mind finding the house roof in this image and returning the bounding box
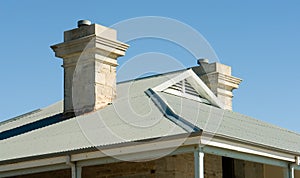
[0,102,62,133]
[160,92,300,153]
[0,69,300,163]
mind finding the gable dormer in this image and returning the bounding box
[152,69,224,109]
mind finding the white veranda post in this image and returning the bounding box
[194,148,204,178]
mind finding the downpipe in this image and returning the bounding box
[66,155,76,178]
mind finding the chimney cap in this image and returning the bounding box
[197,58,209,65]
[77,20,91,28]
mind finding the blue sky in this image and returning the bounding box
[0,1,299,133]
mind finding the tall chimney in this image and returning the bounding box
[192,59,242,110]
[51,20,129,116]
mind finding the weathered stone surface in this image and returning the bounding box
[82,153,195,178]
[10,169,71,178]
[51,22,129,116]
[10,153,282,178]
[233,159,264,178]
[192,61,242,110]
[244,161,264,178]
[204,154,223,178]
[64,24,117,42]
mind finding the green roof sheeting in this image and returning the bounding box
[0,69,299,163]
[160,92,300,153]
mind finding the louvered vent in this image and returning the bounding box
[164,79,210,104]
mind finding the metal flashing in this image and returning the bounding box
[145,88,201,133]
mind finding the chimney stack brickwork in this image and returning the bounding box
[193,59,242,110]
[51,21,129,116]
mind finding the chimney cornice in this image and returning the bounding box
[51,21,129,116]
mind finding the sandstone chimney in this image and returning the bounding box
[192,59,242,110]
[51,20,129,116]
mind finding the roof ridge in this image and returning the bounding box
[0,101,63,127]
[0,113,64,141]
[0,109,41,126]
[117,69,187,84]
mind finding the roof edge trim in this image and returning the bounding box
[145,88,201,133]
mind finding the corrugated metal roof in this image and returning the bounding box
[159,92,300,153]
[0,71,186,162]
[0,71,180,135]
[0,69,300,163]
[0,99,186,161]
[0,101,63,133]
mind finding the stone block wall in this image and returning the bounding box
[244,161,264,178]
[9,153,287,178]
[232,159,264,178]
[82,153,194,178]
[81,153,223,178]
[7,153,223,178]
[204,154,223,178]
[9,169,71,178]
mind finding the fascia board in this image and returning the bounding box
[201,135,296,163]
[185,70,224,109]
[0,133,201,174]
[152,70,192,91]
